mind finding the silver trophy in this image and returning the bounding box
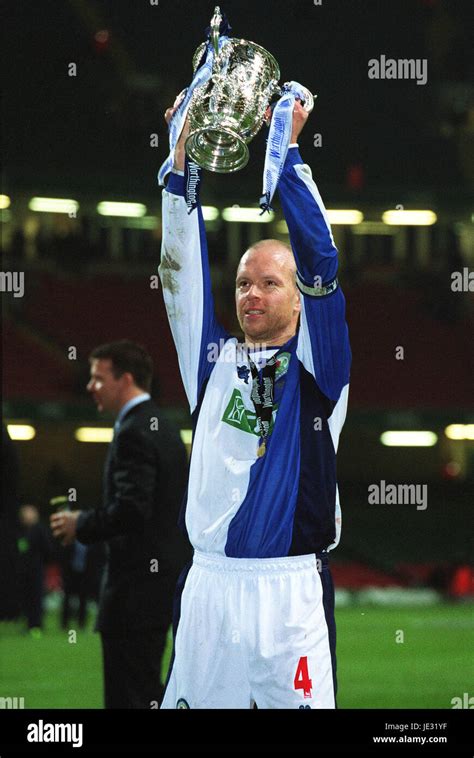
[184,6,314,173]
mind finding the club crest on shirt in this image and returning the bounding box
[176,698,190,709]
[237,352,290,385]
[275,352,291,380]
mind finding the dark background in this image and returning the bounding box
[3,0,473,198]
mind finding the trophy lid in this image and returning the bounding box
[210,6,222,57]
[192,7,280,81]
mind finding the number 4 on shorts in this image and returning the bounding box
[294,656,313,698]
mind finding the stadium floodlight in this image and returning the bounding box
[326,210,363,225]
[7,424,36,441]
[180,429,193,446]
[380,431,438,447]
[202,206,220,221]
[97,201,147,217]
[29,197,79,214]
[445,424,474,441]
[382,210,437,226]
[0,194,11,209]
[222,207,274,223]
[276,210,363,234]
[75,427,114,443]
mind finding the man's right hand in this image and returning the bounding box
[50,509,81,546]
[165,93,190,173]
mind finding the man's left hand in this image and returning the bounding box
[50,510,81,546]
[264,98,310,143]
[290,99,310,143]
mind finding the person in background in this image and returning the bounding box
[50,340,190,708]
[59,541,90,630]
[18,503,52,636]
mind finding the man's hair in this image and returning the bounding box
[248,239,293,254]
[89,340,153,392]
[238,239,297,285]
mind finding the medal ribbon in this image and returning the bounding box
[248,353,279,448]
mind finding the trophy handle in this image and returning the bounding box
[210,6,222,57]
[299,86,315,114]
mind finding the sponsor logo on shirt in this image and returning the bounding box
[222,389,278,436]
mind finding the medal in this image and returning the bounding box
[247,350,283,461]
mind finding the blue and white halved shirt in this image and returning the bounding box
[159,147,351,559]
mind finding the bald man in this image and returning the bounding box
[159,99,351,709]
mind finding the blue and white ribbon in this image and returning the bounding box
[184,156,202,214]
[157,36,230,187]
[260,81,309,214]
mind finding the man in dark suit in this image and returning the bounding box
[50,340,189,708]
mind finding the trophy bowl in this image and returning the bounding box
[185,37,281,173]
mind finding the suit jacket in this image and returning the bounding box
[76,399,190,634]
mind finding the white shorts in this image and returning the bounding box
[161,550,336,709]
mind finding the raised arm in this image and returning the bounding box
[276,103,351,405]
[159,105,228,413]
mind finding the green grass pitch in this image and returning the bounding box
[1,603,472,709]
